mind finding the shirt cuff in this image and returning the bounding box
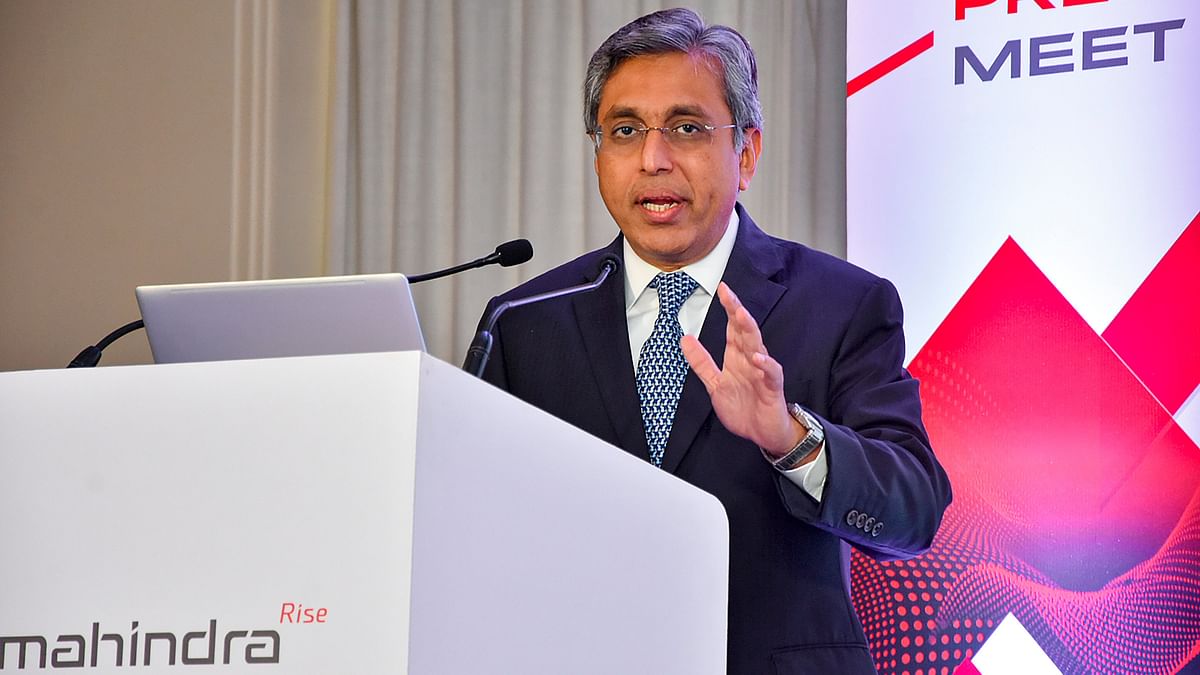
[777,444,828,502]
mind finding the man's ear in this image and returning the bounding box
[738,127,762,191]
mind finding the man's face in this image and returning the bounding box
[594,51,761,272]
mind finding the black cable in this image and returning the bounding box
[67,319,145,368]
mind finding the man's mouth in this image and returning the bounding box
[639,196,683,214]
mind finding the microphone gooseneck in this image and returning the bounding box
[463,253,621,379]
[407,238,534,284]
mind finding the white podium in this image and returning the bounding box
[0,352,728,673]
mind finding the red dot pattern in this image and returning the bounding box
[852,544,992,675]
[851,335,1200,674]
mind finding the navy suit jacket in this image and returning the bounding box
[479,205,951,674]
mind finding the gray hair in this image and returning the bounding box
[583,8,763,151]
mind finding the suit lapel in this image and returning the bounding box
[661,205,788,473]
[573,241,652,461]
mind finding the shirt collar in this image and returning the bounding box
[623,208,740,310]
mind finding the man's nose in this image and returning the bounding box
[640,128,674,174]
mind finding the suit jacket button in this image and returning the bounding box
[846,509,859,526]
[856,513,868,529]
[871,522,884,537]
[865,516,876,531]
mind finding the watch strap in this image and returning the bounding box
[771,403,825,471]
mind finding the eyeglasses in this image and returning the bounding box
[589,122,739,153]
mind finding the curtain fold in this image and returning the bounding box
[329,0,847,364]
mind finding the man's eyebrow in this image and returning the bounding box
[600,104,711,124]
[664,104,707,120]
[602,106,643,123]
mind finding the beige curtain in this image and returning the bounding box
[328,0,846,364]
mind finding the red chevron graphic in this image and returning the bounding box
[1104,211,1200,414]
[852,233,1200,674]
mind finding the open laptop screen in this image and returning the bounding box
[135,273,427,364]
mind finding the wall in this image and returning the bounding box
[0,0,333,371]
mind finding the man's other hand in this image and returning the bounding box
[681,282,806,459]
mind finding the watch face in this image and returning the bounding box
[801,411,823,437]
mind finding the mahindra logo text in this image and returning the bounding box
[0,620,278,670]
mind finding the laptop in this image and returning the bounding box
[136,273,427,364]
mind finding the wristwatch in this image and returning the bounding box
[771,403,825,471]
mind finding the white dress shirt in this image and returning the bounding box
[622,210,828,500]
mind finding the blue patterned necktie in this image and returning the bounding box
[636,271,700,467]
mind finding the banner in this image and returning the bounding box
[847,1,1199,673]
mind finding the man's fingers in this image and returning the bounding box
[681,334,721,392]
[752,350,786,390]
[718,282,766,354]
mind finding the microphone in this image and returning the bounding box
[407,238,533,284]
[64,239,534,369]
[463,253,621,378]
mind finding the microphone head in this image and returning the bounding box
[496,239,534,267]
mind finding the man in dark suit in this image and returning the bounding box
[478,8,951,674]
